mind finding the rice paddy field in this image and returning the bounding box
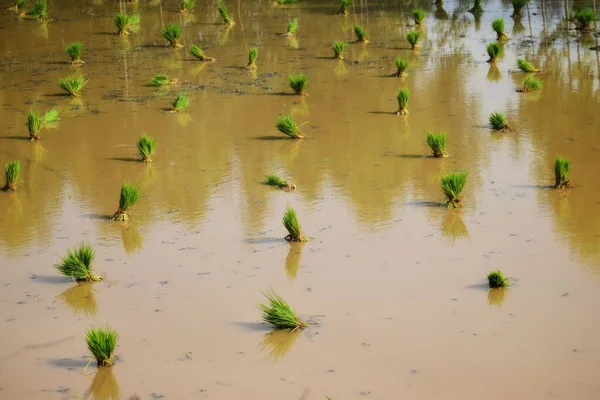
[1,0,600,399]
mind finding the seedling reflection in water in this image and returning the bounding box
[111,182,140,221]
[489,111,511,132]
[276,114,305,139]
[217,0,235,25]
[247,48,258,69]
[58,282,98,318]
[492,18,509,42]
[354,25,368,42]
[286,18,298,37]
[259,328,302,362]
[395,57,408,78]
[335,0,352,15]
[3,160,20,192]
[396,88,409,116]
[289,73,308,95]
[27,0,49,22]
[487,270,508,289]
[85,366,121,399]
[441,212,469,242]
[487,287,506,307]
[406,30,422,51]
[441,170,468,208]
[59,76,88,97]
[263,174,296,190]
[189,45,215,61]
[285,242,304,279]
[469,0,484,15]
[519,75,543,92]
[55,243,103,282]
[332,41,347,60]
[86,326,119,367]
[137,133,156,163]
[486,42,500,63]
[282,205,308,242]
[426,132,448,158]
[413,9,426,26]
[66,41,84,64]
[512,0,527,17]
[114,13,139,36]
[258,288,307,330]
[170,92,190,113]
[553,156,570,189]
[163,23,183,48]
[179,0,196,13]
[516,58,540,73]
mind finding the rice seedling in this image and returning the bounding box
[258,288,307,330]
[288,73,308,96]
[426,132,448,158]
[259,327,301,362]
[286,18,298,37]
[486,42,500,63]
[163,23,183,48]
[27,0,49,22]
[487,270,507,289]
[488,111,511,131]
[492,18,509,42]
[27,110,44,141]
[43,107,60,124]
[57,282,98,318]
[111,182,140,221]
[65,41,84,64]
[170,92,190,113]
[354,25,368,43]
[137,133,156,163]
[335,0,352,15]
[440,170,468,208]
[396,88,409,116]
[553,156,571,189]
[275,114,304,139]
[217,0,235,25]
[3,160,20,192]
[55,243,103,281]
[332,41,347,60]
[282,205,308,242]
[179,0,196,13]
[86,326,119,367]
[151,74,179,86]
[58,75,88,97]
[519,75,543,92]
[247,47,258,69]
[516,57,540,72]
[406,30,422,51]
[573,7,596,31]
[512,0,527,17]
[469,0,483,15]
[413,9,426,26]
[8,0,26,15]
[395,57,408,78]
[263,174,296,190]
[189,45,215,61]
[114,13,139,36]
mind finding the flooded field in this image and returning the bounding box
[1,0,600,398]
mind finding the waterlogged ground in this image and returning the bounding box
[1,0,600,399]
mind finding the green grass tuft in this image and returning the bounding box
[354,25,368,42]
[426,132,448,158]
[396,88,409,115]
[114,13,139,35]
[217,0,235,25]
[111,182,140,221]
[336,0,352,15]
[332,41,347,59]
[258,289,306,330]
[282,205,308,242]
[406,30,422,50]
[163,23,183,48]
[189,44,213,61]
[151,74,176,86]
[412,9,426,25]
[58,75,88,97]
[9,0,26,13]
[492,18,509,41]
[179,0,196,13]
[43,107,60,124]
[137,133,157,163]
[247,47,258,69]
[486,42,500,63]
[554,156,570,189]
[395,57,408,77]
[441,170,468,208]
[516,57,540,72]
[275,114,304,139]
[489,111,510,131]
[27,0,49,22]
[65,41,83,64]
[55,243,102,281]
[286,18,299,36]
[521,75,543,92]
[3,160,20,192]
[171,92,190,112]
[288,73,308,95]
[263,174,295,190]
[86,326,119,367]
[573,7,596,31]
[487,270,508,288]
[27,110,44,140]
[512,0,528,16]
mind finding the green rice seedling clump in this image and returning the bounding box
[354,25,368,42]
[27,0,49,22]
[65,41,84,64]
[59,76,88,97]
[247,48,258,69]
[27,110,44,141]
[426,132,448,158]
[489,111,511,131]
[286,18,299,37]
[396,88,409,116]
[283,205,308,242]
[55,243,102,281]
[492,18,509,41]
[163,23,183,48]
[335,0,352,15]
[171,92,190,112]
[553,156,571,189]
[258,289,306,330]
[179,0,196,13]
[288,73,308,96]
[412,9,426,25]
[137,133,157,163]
[8,0,26,14]
[217,0,235,25]
[263,174,296,190]
[332,41,347,60]
[3,160,20,192]
[151,74,178,86]
[512,0,527,17]
[406,30,422,51]
[440,170,468,208]
[520,75,542,92]
[111,182,140,221]
[86,326,119,367]
[573,8,596,31]
[487,270,508,288]
[469,0,484,15]
[43,107,60,124]
[486,42,500,63]
[114,13,139,36]
[276,114,304,139]
[395,57,408,78]
[516,57,540,72]
[189,45,214,61]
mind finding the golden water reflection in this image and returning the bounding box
[284,242,305,280]
[487,288,506,307]
[57,282,98,318]
[83,367,121,400]
[259,328,302,363]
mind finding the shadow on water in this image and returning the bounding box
[395,154,435,159]
[30,274,71,284]
[465,282,490,291]
[244,236,283,245]
[107,157,140,163]
[230,321,273,332]
[367,111,397,115]
[0,136,30,141]
[252,136,288,141]
[511,184,555,190]
[405,200,443,208]
[45,357,90,370]
[80,213,110,220]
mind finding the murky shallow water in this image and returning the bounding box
[1,0,600,398]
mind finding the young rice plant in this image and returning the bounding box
[512,0,527,17]
[27,0,49,22]
[469,0,484,15]
[396,88,409,116]
[3,160,20,192]
[86,326,119,367]
[486,42,500,63]
[553,156,570,189]
[137,133,157,163]
[217,0,235,25]
[573,7,595,31]
[189,45,215,61]
[151,74,178,86]
[520,75,543,92]
[247,48,258,69]
[114,13,139,35]
[395,57,408,78]
[282,205,308,242]
[111,182,140,221]
[332,41,347,59]
[263,174,296,190]
[516,57,540,72]
[55,243,103,281]
[489,111,511,131]
[492,18,509,41]
[354,25,368,42]
[171,92,190,112]
[27,107,58,141]
[288,73,308,96]
[58,75,88,97]
[163,23,183,48]
[487,270,508,288]
[179,0,196,13]
[336,0,352,15]
[8,0,26,15]
[286,18,298,37]
[413,9,426,25]
[65,41,84,64]
[440,170,468,208]
[406,30,422,51]
[275,114,304,139]
[426,132,448,158]
[258,289,307,330]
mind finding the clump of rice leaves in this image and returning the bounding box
[492,18,509,41]
[486,42,500,63]
[396,88,409,116]
[282,205,308,242]
[217,0,235,25]
[247,47,258,69]
[275,114,304,139]
[469,0,483,15]
[573,7,596,31]
[553,156,570,189]
[55,243,103,281]
[189,44,214,61]
[57,282,98,318]
[426,132,448,158]
[58,75,88,97]
[65,41,84,64]
[488,111,511,131]
[332,40,347,60]
[27,109,45,141]
[412,9,426,25]
[335,0,352,15]
[258,288,307,330]
[512,0,528,17]
[8,0,26,14]
[171,92,190,112]
[519,75,543,92]
[43,107,60,124]
[27,0,49,22]
[151,74,178,86]
[516,57,540,72]
[179,0,196,13]
[114,13,139,36]
[406,30,422,51]
[3,160,20,192]
[288,73,308,95]
[86,326,119,367]
[354,25,368,42]
[111,182,140,221]
[137,133,157,163]
[487,270,508,289]
[286,18,298,37]
[395,57,408,78]
[263,174,296,190]
[440,170,468,208]
[163,23,183,48]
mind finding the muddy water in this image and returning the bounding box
[1,0,600,398]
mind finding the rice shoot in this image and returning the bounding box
[55,243,102,282]
[406,30,422,51]
[114,13,139,36]
[489,111,511,131]
[137,133,157,163]
[111,182,140,221]
[573,7,596,31]
[516,57,540,72]
[512,0,528,17]
[395,57,408,78]
[3,160,20,192]
[440,170,468,208]
[58,75,88,97]
[171,92,190,112]
[217,0,235,25]
[288,73,308,96]
[286,18,298,37]
[247,47,258,69]
[282,205,308,242]
[413,9,426,25]
[151,74,178,86]
[163,23,183,48]
[396,88,409,116]
[27,0,49,22]
[179,0,196,13]
[487,270,508,288]
[332,41,347,60]
[335,0,352,15]
[275,114,304,139]
[65,41,84,64]
[354,25,368,42]
[426,132,448,158]
[263,174,296,190]
[189,44,215,61]
[258,288,306,330]
[86,326,119,367]
[520,75,543,92]
[492,18,509,42]
[554,156,571,189]
[486,42,500,63]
